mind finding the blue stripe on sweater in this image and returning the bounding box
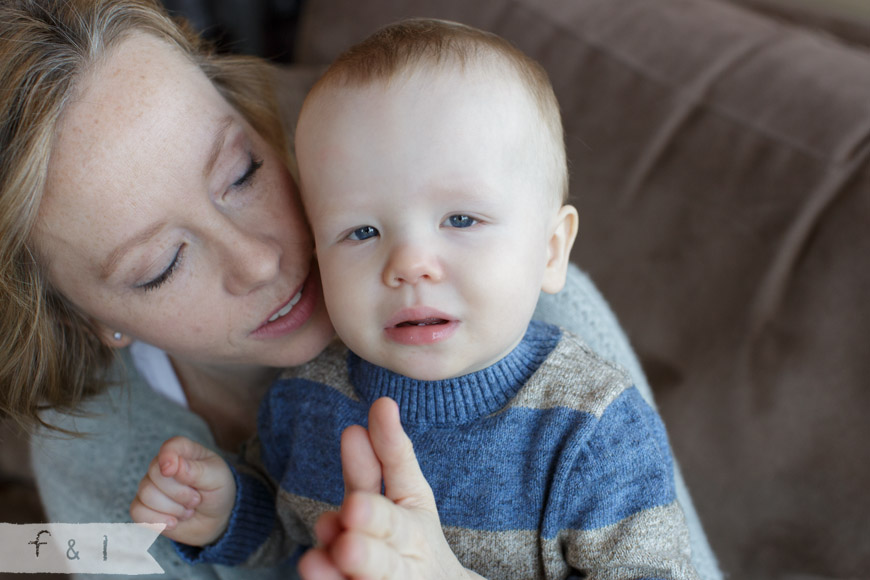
[257,382,675,537]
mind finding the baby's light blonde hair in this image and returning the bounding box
[303,18,569,204]
[0,0,287,430]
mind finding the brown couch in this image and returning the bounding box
[5,0,868,579]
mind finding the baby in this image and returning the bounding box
[132,18,698,580]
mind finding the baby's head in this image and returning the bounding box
[296,18,578,380]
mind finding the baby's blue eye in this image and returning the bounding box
[347,226,379,241]
[446,215,477,228]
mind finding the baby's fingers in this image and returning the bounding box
[332,492,477,580]
[129,495,184,531]
[329,527,413,580]
[297,547,346,580]
[142,456,202,511]
[312,510,343,547]
[367,397,437,513]
[339,492,410,549]
[157,436,232,492]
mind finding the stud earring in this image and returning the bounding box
[113,332,122,341]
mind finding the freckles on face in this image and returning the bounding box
[30,33,331,369]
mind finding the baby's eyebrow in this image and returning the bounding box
[436,184,500,206]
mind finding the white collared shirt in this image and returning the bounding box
[128,341,188,408]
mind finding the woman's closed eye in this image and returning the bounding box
[134,153,260,293]
[232,154,263,189]
[138,245,185,292]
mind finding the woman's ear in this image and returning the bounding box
[541,204,579,294]
[95,323,133,348]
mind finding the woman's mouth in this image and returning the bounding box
[268,289,303,322]
[251,272,322,340]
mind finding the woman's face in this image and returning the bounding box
[33,33,333,372]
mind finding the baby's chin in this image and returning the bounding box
[363,344,519,382]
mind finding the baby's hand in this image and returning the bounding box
[298,398,484,580]
[130,436,236,547]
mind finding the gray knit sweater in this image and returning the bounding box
[30,265,721,580]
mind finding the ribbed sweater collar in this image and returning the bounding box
[347,321,561,426]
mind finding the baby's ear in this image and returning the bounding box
[541,204,579,294]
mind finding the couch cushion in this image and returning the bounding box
[294,1,870,578]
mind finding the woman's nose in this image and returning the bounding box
[382,242,445,288]
[221,229,282,295]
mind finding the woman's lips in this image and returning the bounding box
[268,289,302,322]
[383,308,458,345]
[250,272,321,340]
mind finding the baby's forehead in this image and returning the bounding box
[308,62,540,127]
[298,61,565,207]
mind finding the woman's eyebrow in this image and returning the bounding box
[203,115,235,178]
[100,221,165,280]
[100,116,235,281]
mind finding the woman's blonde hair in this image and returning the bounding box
[0,0,287,429]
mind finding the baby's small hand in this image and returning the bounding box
[298,398,485,580]
[130,436,236,547]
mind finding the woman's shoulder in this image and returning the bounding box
[30,349,212,523]
[34,348,208,443]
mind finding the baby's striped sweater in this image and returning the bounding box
[188,321,698,579]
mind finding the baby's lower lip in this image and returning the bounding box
[384,319,458,345]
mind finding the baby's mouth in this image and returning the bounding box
[395,318,449,328]
[383,311,458,346]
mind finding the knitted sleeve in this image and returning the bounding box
[534,264,722,580]
[174,395,306,568]
[181,347,353,568]
[553,388,698,580]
